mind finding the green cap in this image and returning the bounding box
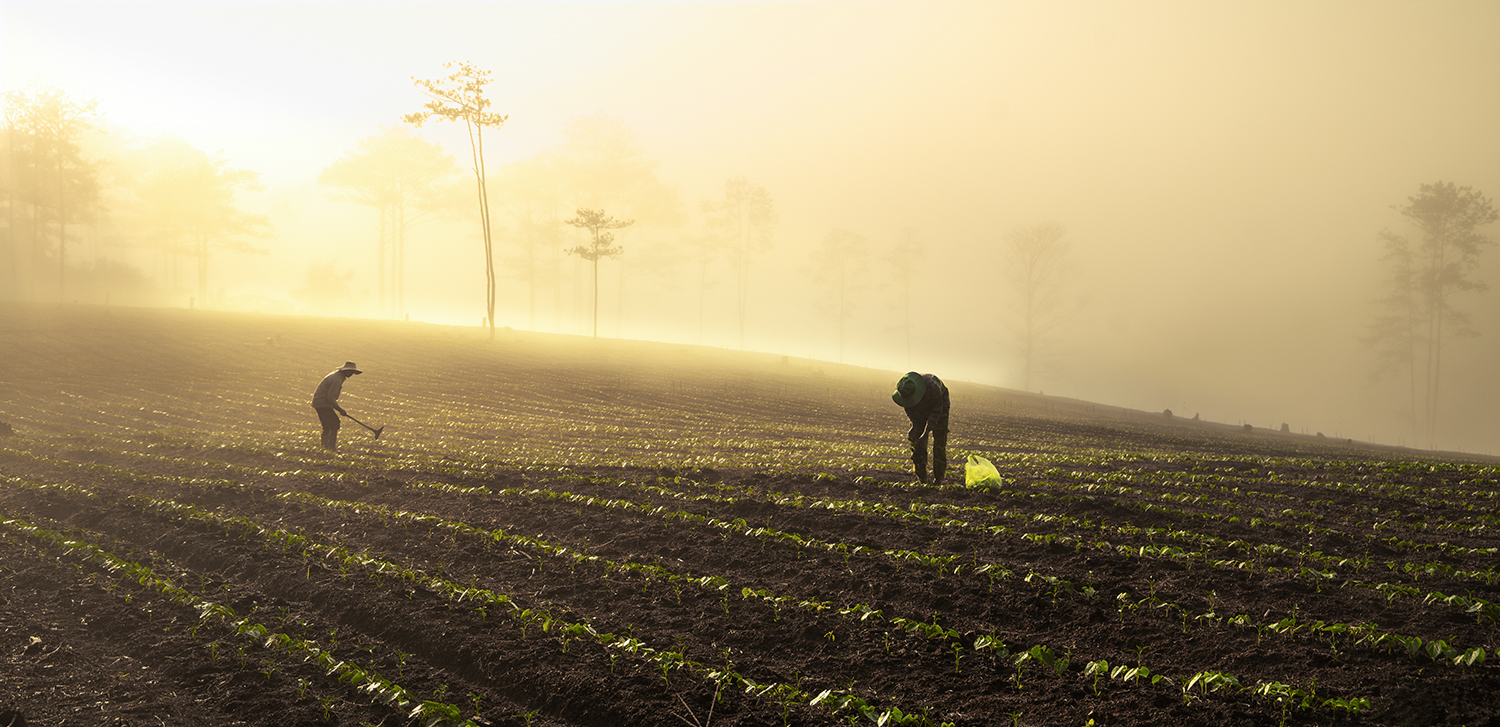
[892,372,926,407]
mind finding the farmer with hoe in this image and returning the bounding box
[892,371,949,484]
[311,361,362,451]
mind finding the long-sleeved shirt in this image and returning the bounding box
[902,374,949,440]
[311,370,349,409]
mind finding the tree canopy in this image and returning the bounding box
[1001,222,1078,392]
[405,61,507,336]
[120,137,270,305]
[565,207,634,338]
[1,82,101,301]
[320,125,462,317]
[802,228,869,363]
[1366,181,1497,446]
[704,177,776,349]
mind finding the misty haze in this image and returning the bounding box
[4,1,1499,453]
[2,4,1500,726]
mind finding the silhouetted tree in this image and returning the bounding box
[0,92,38,301]
[565,208,633,338]
[556,113,664,210]
[553,113,682,336]
[802,228,870,363]
[686,199,724,343]
[123,137,270,306]
[1365,181,1497,447]
[883,227,923,366]
[1001,222,1078,392]
[1,83,101,302]
[705,177,776,349]
[291,259,358,315]
[1365,229,1423,435]
[405,61,508,337]
[492,154,567,332]
[319,126,462,318]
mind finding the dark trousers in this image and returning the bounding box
[314,406,340,450]
[911,412,949,484]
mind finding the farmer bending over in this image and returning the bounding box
[892,371,949,484]
[311,361,361,451]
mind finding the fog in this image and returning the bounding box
[4,1,1499,454]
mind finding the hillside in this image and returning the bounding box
[1,302,1471,470]
[1,302,1497,727]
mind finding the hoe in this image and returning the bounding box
[345,413,385,440]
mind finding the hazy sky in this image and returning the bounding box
[5,1,1500,453]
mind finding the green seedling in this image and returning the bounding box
[1085,660,1108,696]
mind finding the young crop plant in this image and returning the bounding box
[16,427,1465,726]
[61,461,1488,716]
[412,468,1500,632]
[1084,660,1109,696]
[133,493,961,725]
[703,467,1343,579]
[0,513,484,727]
[1026,644,1069,677]
[1184,671,1242,697]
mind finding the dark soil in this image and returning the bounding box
[1,304,1497,727]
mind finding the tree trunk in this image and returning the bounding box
[196,235,209,306]
[836,266,846,363]
[697,258,709,344]
[379,203,388,316]
[463,119,497,339]
[903,269,912,367]
[1427,293,1444,448]
[526,235,537,332]
[476,126,496,340]
[57,150,65,303]
[4,126,13,301]
[28,140,40,302]
[1023,266,1037,392]
[57,215,65,303]
[398,201,406,319]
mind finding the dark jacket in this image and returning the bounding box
[903,374,949,441]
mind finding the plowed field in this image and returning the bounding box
[1,303,1496,727]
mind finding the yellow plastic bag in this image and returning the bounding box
[965,454,1002,489]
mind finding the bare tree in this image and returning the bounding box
[1365,181,1497,447]
[552,113,682,337]
[319,126,461,318]
[1001,222,1078,392]
[705,177,776,349]
[802,228,870,363]
[405,61,508,337]
[565,208,633,338]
